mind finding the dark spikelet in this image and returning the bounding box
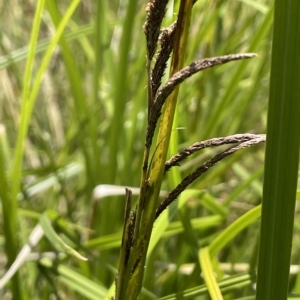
[165,133,264,172]
[151,22,177,97]
[144,0,169,61]
[155,53,257,112]
[155,134,266,219]
[145,53,257,148]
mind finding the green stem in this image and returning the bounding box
[124,1,194,299]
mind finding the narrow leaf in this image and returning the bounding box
[40,212,87,261]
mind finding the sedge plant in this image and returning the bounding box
[2,0,299,299]
[113,0,266,299]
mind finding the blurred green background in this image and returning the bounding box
[0,0,299,299]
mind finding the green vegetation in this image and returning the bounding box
[0,0,299,299]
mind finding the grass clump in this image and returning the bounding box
[0,0,299,300]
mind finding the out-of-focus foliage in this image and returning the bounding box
[0,0,299,299]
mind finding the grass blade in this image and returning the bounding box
[209,205,261,257]
[39,259,106,300]
[106,0,139,183]
[4,2,45,298]
[199,247,223,300]
[256,0,300,299]
[40,212,87,261]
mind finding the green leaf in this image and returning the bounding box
[158,273,252,300]
[39,212,87,261]
[39,258,106,300]
[0,24,94,70]
[199,247,223,300]
[256,0,300,299]
[209,205,261,257]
